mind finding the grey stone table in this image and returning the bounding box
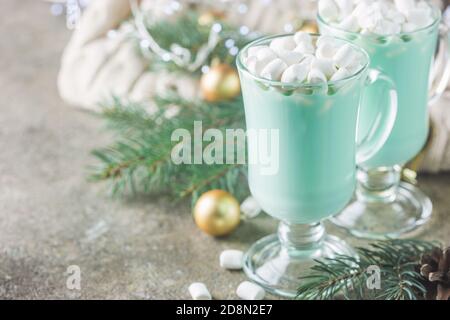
[0,0,449,299]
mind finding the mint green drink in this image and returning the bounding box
[318,4,448,239]
[240,72,362,224]
[321,22,439,167]
[237,34,397,298]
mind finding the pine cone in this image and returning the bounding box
[420,247,450,300]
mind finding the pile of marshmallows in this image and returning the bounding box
[243,32,365,85]
[189,250,265,300]
[319,0,435,35]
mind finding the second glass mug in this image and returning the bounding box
[318,4,450,239]
[237,34,398,298]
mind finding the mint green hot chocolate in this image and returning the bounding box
[318,2,449,239]
[236,34,397,298]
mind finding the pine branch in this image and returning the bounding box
[296,239,438,300]
[89,94,248,201]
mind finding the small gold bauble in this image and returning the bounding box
[193,190,241,237]
[200,63,241,102]
[299,22,319,34]
[198,10,225,26]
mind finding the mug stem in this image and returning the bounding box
[278,221,326,252]
[356,166,402,203]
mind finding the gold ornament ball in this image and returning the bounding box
[200,63,241,102]
[299,22,319,34]
[193,190,241,237]
[198,10,225,26]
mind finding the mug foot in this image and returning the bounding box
[331,182,432,239]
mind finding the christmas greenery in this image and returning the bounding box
[89,95,249,205]
[296,239,439,300]
[89,9,254,204]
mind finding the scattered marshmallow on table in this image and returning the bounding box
[318,0,435,35]
[236,281,266,300]
[220,250,244,270]
[240,196,262,219]
[188,282,212,300]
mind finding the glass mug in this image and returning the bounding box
[236,34,398,298]
[318,4,450,239]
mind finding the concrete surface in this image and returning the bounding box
[0,0,449,299]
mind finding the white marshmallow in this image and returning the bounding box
[319,0,340,22]
[293,31,313,46]
[394,0,415,15]
[247,45,266,58]
[333,44,354,69]
[299,54,315,68]
[308,68,327,84]
[269,37,296,56]
[188,283,212,300]
[407,8,433,28]
[281,63,309,83]
[294,41,315,55]
[387,10,406,24]
[256,47,278,62]
[219,250,244,270]
[331,67,351,81]
[402,22,418,33]
[373,20,402,35]
[339,15,360,32]
[246,56,271,77]
[279,51,305,66]
[240,196,262,219]
[236,281,265,300]
[312,58,336,78]
[335,0,353,19]
[316,35,339,50]
[316,42,337,59]
[260,58,288,80]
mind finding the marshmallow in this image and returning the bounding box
[402,22,418,33]
[331,67,351,81]
[240,196,262,219]
[319,0,340,22]
[333,44,354,69]
[247,45,266,58]
[394,0,415,15]
[308,68,327,84]
[256,47,278,62]
[293,31,313,46]
[246,56,269,76]
[188,283,212,300]
[316,35,338,50]
[269,37,296,56]
[299,54,315,68]
[407,8,433,28]
[311,58,336,78]
[294,41,315,55]
[338,15,360,32]
[219,250,244,270]
[335,0,353,19]
[281,63,309,83]
[260,58,288,80]
[236,281,265,300]
[373,20,402,36]
[316,42,337,59]
[279,51,305,66]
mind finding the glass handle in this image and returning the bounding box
[429,23,450,105]
[356,69,398,165]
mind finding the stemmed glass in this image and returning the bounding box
[318,4,450,239]
[236,34,398,297]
